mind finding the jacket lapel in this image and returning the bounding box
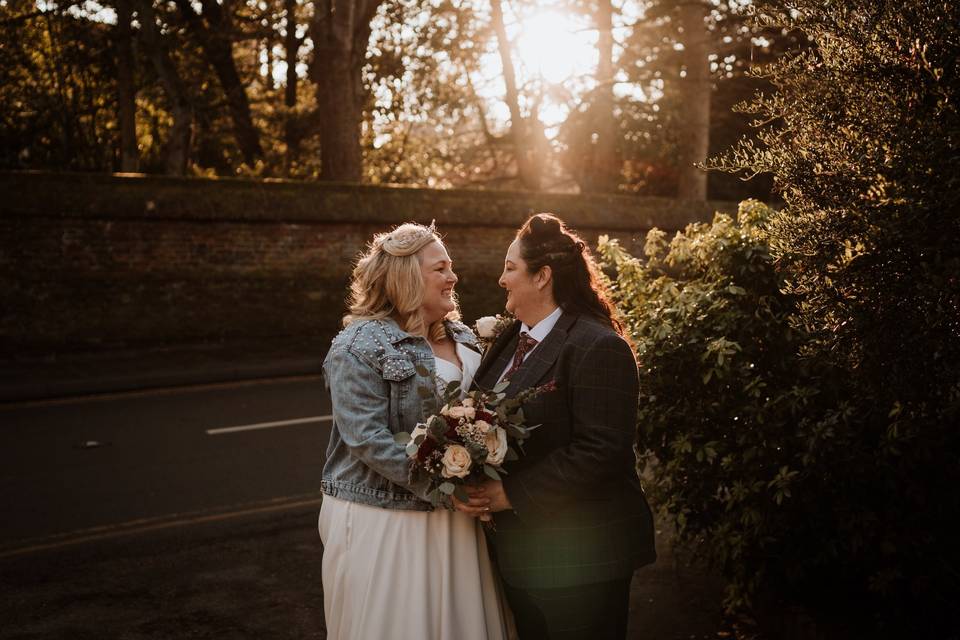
[474,320,520,392]
[505,312,578,397]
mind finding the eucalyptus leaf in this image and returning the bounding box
[414,364,431,377]
[467,442,486,458]
[394,431,412,444]
[429,416,447,435]
[445,380,461,398]
[483,465,501,481]
[453,484,469,502]
[406,442,419,457]
[417,385,435,399]
[493,380,510,393]
[439,482,455,495]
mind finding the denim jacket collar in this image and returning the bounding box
[379,317,476,348]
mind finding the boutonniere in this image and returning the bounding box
[473,313,515,353]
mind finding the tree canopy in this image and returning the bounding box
[1,0,780,199]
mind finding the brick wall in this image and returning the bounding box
[0,172,735,355]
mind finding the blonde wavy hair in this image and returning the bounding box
[344,222,460,342]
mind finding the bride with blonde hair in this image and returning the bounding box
[318,222,512,639]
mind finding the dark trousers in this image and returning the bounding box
[503,577,633,640]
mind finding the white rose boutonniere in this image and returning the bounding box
[475,316,499,339]
[472,313,515,352]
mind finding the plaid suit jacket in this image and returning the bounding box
[474,311,656,590]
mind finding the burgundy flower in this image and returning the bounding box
[416,437,437,463]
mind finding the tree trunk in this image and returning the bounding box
[583,0,618,193]
[133,0,192,175]
[283,0,302,170]
[308,0,382,182]
[676,0,711,200]
[265,38,275,90]
[114,0,139,172]
[284,0,299,110]
[490,0,540,190]
[174,0,262,166]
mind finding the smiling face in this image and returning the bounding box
[499,239,553,325]
[418,240,458,325]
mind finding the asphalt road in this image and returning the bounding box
[0,377,724,640]
[0,376,332,549]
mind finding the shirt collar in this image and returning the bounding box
[520,306,563,343]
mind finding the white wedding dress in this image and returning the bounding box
[319,342,513,640]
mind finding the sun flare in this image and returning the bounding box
[514,10,597,85]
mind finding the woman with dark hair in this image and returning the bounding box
[458,213,656,639]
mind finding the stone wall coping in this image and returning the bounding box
[1,171,736,231]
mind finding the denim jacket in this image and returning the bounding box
[321,317,479,511]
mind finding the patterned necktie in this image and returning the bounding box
[504,332,538,380]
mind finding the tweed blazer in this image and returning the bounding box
[474,311,656,589]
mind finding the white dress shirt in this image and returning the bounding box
[497,306,563,383]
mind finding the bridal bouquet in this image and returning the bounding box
[395,375,555,508]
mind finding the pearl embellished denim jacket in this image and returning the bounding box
[320,317,479,511]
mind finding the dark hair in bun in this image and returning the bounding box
[515,213,625,336]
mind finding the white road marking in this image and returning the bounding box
[206,415,333,435]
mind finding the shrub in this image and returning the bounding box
[713,1,960,632]
[602,200,959,635]
[599,201,829,611]
[608,0,960,633]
